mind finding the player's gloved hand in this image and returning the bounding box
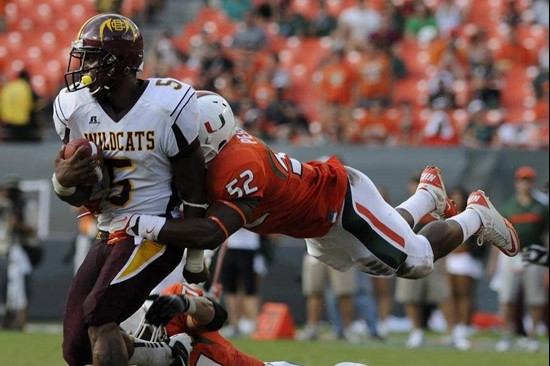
[522,244,549,267]
[108,214,140,245]
[146,295,191,326]
[107,214,166,244]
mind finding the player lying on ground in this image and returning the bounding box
[123,282,323,366]
[110,91,520,279]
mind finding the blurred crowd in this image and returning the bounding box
[0,0,548,147]
[144,0,550,148]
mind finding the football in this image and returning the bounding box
[63,138,105,185]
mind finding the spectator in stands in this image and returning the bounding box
[490,167,548,352]
[502,0,523,30]
[369,12,402,52]
[234,97,265,138]
[202,42,235,89]
[265,88,309,143]
[355,43,393,108]
[0,70,41,142]
[232,11,268,50]
[467,29,491,70]
[319,49,356,143]
[338,0,381,46]
[222,0,253,21]
[350,100,392,144]
[422,97,459,146]
[277,1,309,37]
[496,29,533,67]
[393,101,422,146]
[435,0,463,37]
[220,229,265,338]
[471,49,503,109]
[298,254,359,343]
[310,0,338,37]
[0,0,5,32]
[405,1,437,38]
[462,100,497,148]
[428,75,456,110]
[446,187,487,350]
[531,0,549,27]
[264,52,291,90]
[533,40,549,100]
[394,172,456,348]
[153,30,182,71]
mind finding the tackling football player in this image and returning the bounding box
[111,91,520,281]
[124,282,307,366]
[52,14,208,366]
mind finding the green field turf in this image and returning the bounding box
[0,329,547,366]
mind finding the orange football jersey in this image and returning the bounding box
[206,129,349,238]
[163,283,264,366]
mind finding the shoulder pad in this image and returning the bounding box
[54,87,95,122]
[145,78,195,117]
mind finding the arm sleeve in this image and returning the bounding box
[162,86,200,160]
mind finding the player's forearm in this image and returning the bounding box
[157,218,226,250]
[187,297,215,325]
[174,148,207,219]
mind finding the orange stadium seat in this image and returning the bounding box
[196,6,229,24]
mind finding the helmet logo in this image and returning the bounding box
[204,114,226,133]
[99,18,139,42]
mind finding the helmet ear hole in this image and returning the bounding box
[218,140,227,151]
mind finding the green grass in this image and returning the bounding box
[0,329,547,366]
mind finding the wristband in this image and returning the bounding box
[182,199,209,210]
[52,173,76,196]
[185,249,205,273]
[185,297,197,315]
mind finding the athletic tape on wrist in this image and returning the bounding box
[52,173,76,196]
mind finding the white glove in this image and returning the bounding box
[168,333,193,366]
[108,214,166,244]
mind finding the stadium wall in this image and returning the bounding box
[0,142,547,322]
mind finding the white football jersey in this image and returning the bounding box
[53,78,199,231]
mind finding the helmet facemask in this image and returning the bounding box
[65,41,131,100]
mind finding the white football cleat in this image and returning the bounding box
[466,190,520,257]
[417,166,448,219]
[169,333,193,366]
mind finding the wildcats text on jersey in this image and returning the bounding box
[84,131,155,152]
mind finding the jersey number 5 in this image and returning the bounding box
[104,158,134,207]
[225,170,258,198]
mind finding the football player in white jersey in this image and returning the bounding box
[52,13,206,366]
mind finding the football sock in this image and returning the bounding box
[448,209,482,242]
[129,339,174,366]
[396,189,436,227]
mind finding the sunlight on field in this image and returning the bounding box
[0,329,547,366]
